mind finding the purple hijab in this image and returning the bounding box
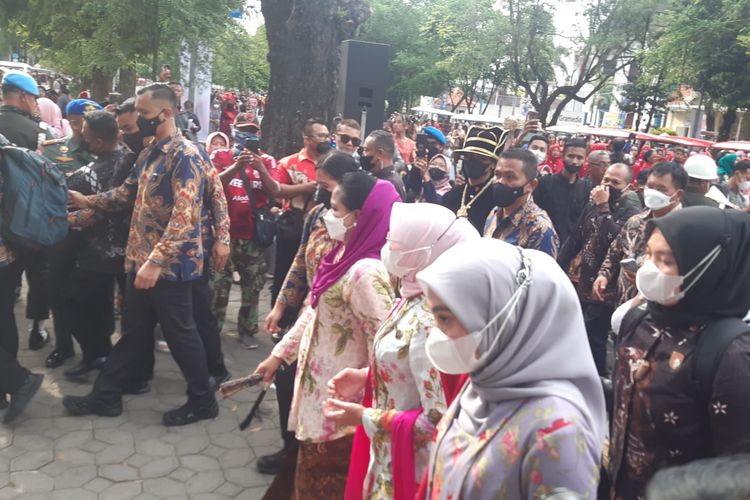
[310,180,400,307]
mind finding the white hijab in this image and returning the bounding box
[417,238,606,446]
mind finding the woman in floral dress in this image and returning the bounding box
[324,202,479,499]
[254,174,400,499]
[416,238,606,499]
[609,207,750,499]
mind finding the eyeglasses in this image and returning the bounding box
[337,134,361,147]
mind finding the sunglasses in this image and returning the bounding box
[337,134,361,147]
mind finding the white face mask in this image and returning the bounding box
[425,250,531,374]
[739,181,750,193]
[530,149,547,164]
[635,244,722,305]
[323,210,352,242]
[643,188,674,211]
[381,243,431,278]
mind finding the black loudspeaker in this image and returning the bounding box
[336,40,391,138]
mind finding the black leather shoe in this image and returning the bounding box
[3,373,43,424]
[162,399,218,427]
[257,449,287,475]
[28,328,49,351]
[64,357,107,378]
[45,349,74,369]
[209,369,232,391]
[62,394,122,417]
[122,381,150,395]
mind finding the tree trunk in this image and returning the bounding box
[260,0,369,158]
[90,68,113,101]
[119,67,137,98]
[718,107,737,141]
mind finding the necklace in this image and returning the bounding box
[457,180,492,218]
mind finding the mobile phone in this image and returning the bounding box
[415,133,429,158]
[247,138,260,153]
[526,110,539,121]
[620,258,639,273]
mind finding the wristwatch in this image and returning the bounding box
[147,257,163,267]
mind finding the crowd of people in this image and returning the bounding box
[1,67,750,500]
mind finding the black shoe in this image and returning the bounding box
[122,381,151,395]
[28,328,49,351]
[162,399,218,426]
[257,449,287,475]
[0,396,7,410]
[3,373,43,424]
[64,357,107,378]
[62,394,122,417]
[209,369,232,391]
[45,349,74,369]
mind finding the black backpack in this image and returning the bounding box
[618,305,750,403]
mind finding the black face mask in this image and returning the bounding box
[607,185,624,208]
[492,182,527,208]
[136,111,164,137]
[315,187,332,209]
[123,131,146,155]
[429,168,447,181]
[316,141,332,155]
[563,161,581,174]
[463,158,489,180]
[360,154,376,172]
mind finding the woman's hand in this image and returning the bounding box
[327,367,368,401]
[264,302,285,335]
[254,355,282,384]
[322,398,365,427]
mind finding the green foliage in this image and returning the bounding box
[650,127,676,136]
[3,0,243,81]
[212,24,270,92]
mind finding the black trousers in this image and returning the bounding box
[276,360,298,450]
[15,248,50,322]
[272,231,302,330]
[69,268,114,362]
[582,301,615,377]
[48,235,83,353]
[0,262,30,393]
[93,275,212,405]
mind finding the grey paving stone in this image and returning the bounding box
[13,434,53,451]
[0,456,8,473]
[210,432,251,449]
[134,438,174,457]
[0,429,11,450]
[54,449,96,467]
[184,470,225,494]
[8,470,54,492]
[224,466,268,488]
[98,464,139,482]
[53,465,97,489]
[217,448,254,469]
[215,481,244,497]
[52,487,98,500]
[83,476,112,493]
[95,442,135,465]
[142,477,187,496]
[174,434,211,455]
[167,466,195,482]
[0,473,6,489]
[138,456,179,479]
[94,428,133,445]
[125,453,153,468]
[10,450,53,471]
[55,430,93,449]
[180,454,221,472]
[234,486,269,499]
[99,480,143,500]
[79,439,108,453]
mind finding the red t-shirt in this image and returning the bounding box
[213,152,275,241]
[275,149,317,211]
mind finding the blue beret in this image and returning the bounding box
[422,126,446,145]
[1,71,39,97]
[66,99,103,116]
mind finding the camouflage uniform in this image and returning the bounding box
[211,239,267,337]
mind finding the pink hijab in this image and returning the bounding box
[387,202,479,298]
[310,179,401,307]
[37,97,70,138]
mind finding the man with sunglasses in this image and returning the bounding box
[334,118,361,156]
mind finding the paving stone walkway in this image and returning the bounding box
[1,281,282,499]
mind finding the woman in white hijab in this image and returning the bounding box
[416,238,606,499]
